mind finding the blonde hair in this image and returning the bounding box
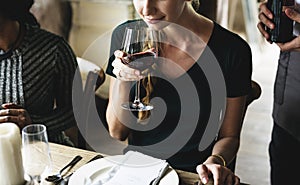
[138,35,160,122]
[138,74,154,121]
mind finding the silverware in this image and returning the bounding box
[45,155,83,182]
[150,162,169,185]
[55,154,103,185]
[86,154,103,163]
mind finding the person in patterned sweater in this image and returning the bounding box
[0,0,78,146]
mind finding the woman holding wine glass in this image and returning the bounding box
[106,0,252,184]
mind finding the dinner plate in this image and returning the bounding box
[69,155,179,185]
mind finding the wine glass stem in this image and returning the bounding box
[33,175,41,185]
[27,175,41,185]
[134,80,141,104]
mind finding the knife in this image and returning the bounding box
[150,162,170,185]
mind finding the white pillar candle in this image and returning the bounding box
[0,123,25,185]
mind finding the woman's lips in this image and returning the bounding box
[144,17,163,24]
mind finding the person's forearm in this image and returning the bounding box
[106,78,135,140]
[204,137,240,167]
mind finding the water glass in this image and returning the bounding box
[22,124,52,184]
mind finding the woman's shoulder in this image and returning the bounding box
[210,22,251,52]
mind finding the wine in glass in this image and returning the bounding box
[121,27,160,111]
[22,124,52,185]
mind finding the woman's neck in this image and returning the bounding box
[0,20,20,52]
[156,5,215,79]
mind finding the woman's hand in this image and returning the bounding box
[196,163,240,185]
[0,103,32,129]
[112,50,143,81]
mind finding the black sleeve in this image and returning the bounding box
[31,37,78,136]
[226,39,252,98]
[210,24,253,98]
[106,24,125,77]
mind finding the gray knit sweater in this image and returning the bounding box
[0,24,77,144]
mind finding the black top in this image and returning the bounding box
[106,20,252,172]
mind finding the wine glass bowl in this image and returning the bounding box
[120,27,160,111]
[22,124,52,185]
[121,49,157,71]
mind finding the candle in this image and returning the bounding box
[0,123,25,185]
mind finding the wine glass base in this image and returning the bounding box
[24,180,38,185]
[121,102,153,111]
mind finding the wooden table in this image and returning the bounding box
[48,142,200,185]
[48,143,249,185]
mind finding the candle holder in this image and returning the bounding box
[0,123,25,185]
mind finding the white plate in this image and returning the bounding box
[69,155,179,185]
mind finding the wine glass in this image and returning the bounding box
[120,27,160,111]
[22,124,52,185]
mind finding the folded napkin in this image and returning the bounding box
[86,151,170,185]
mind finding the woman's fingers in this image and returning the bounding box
[112,54,143,81]
[224,174,234,185]
[114,50,126,58]
[112,68,140,81]
[196,164,210,184]
[197,163,240,185]
[233,175,240,185]
[209,165,224,185]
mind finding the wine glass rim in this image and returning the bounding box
[22,124,46,135]
[125,27,158,31]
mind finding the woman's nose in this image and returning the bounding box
[142,0,155,16]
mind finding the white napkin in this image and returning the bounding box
[87,151,170,185]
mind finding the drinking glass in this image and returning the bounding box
[22,124,52,185]
[121,27,160,111]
